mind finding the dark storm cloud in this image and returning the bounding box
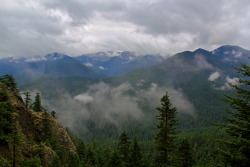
[0,0,249,58]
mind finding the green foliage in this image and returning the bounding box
[0,74,17,91]
[109,151,120,167]
[178,139,193,167]
[154,91,179,166]
[84,145,98,167]
[0,87,8,102]
[0,157,11,167]
[0,87,13,154]
[0,101,13,140]
[20,156,42,167]
[50,155,61,167]
[32,93,43,112]
[41,111,52,141]
[45,126,80,167]
[74,138,85,162]
[128,137,143,167]
[117,131,131,166]
[51,111,56,118]
[67,153,79,167]
[22,91,32,109]
[217,63,250,167]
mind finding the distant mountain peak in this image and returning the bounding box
[211,45,250,61]
[46,52,69,59]
[194,48,210,55]
[118,51,136,61]
[215,45,243,51]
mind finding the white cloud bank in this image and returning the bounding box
[1,0,250,58]
[41,82,195,131]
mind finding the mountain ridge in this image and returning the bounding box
[0,51,165,79]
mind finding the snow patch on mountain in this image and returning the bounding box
[84,63,93,67]
[25,56,48,62]
[99,66,107,70]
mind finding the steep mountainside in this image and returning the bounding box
[0,80,78,166]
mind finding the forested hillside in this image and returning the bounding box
[0,75,78,167]
[1,60,249,166]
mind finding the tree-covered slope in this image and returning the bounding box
[0,76,78,167]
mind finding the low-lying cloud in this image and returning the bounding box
[195,54,214,70]
[29,82,196,134]
[74,94,93,104]
[208,71,220,81]
[138,83,196,115]
[75,82,143,126]
[217,76,239,90]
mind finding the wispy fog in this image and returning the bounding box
[29,82,195,133]
[138,83,196,115]
[217,76,239,90]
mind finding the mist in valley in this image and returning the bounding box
[25,81,197,136]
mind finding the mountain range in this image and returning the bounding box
[2,45,249,141]
[0,51,165,80]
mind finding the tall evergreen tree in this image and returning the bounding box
[22,91,31,109]
[178,139,193,167]
[118,131,131,167]
[129,137,143,167]
[154,91,178,166]
[217,63,250,167]
[32,93,43,112]
[51,110,56,118]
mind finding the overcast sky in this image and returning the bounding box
[0,0,249,58]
